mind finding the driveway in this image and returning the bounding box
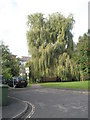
[6,84,88,118]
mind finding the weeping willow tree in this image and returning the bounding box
[27,12,77,82]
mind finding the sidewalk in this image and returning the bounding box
[2,96,27,119]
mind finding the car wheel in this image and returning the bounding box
[24,84,27,87]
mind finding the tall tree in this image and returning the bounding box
[0,43,20,81]
[73,33,88,81]
[27,12,75,81]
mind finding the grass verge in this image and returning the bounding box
[28,83,32,87]
[40,81,89,90]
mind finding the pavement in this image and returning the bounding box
[9,85,89,118]
[1,84,89,119]
[2,96,27,119]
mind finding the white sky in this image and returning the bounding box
[89,1,90,29]
[0,0,89,57]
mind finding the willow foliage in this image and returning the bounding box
[27,12,79,81]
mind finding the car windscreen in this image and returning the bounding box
[19,77,26,81]
[18,77,23,81]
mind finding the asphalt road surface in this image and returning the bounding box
[7,84,88,118]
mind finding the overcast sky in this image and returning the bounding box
[88,1,90,29]
[0,0,89,57]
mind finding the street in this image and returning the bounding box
[3,84,88,118]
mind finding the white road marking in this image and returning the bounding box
[24,101,35,119]
[8,96,35,119]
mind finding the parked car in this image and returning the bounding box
[8,77,28,88]
[0,75,7,84]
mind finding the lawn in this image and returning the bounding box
[28,83,32,87]
[40,81,89,90]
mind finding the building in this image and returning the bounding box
[20,56,30,66]
[19,56,31,77]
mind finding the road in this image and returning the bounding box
[7,84,88,118]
